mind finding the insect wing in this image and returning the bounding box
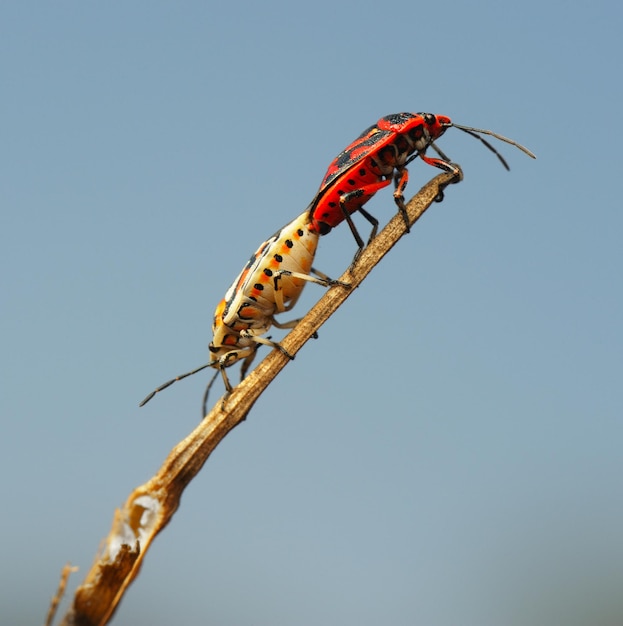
[321,126,395,189]
[308,130,397,222]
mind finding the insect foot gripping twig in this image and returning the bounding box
[54,170,461,626]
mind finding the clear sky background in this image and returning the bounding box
[2,2,622,625]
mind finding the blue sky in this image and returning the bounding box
[2,2,622,625]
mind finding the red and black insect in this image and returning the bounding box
[307,112,535,258]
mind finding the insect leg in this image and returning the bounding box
[239,331,295,360]
[201,369,220,418]
[392,168,411,232]
[419,152,462,175]
[339,178,391,260]
[358,208,379,244]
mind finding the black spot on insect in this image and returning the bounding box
[328,201,337,208]
[297,229,304,236]
[383,112,412,125]
[285,239,293,248]
[263,268,273,277]
[273,254,283,263]
[254,283,264,291]
[347,179,356,187]
[358,168,366,177]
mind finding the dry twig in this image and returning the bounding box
[55,169,461,626]
[46,563,78,626]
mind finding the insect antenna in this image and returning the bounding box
[139,361,215,407]
[453,124,536,170]
[201,369,221,417]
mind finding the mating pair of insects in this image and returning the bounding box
[140,112,536,414]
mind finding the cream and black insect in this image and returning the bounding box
[140,210,347,415]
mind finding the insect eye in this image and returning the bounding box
[424,113,436,126]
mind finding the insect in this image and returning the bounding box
[140,210,346,415]
[307,112,536,258]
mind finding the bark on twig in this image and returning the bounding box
[55,169,461,626]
